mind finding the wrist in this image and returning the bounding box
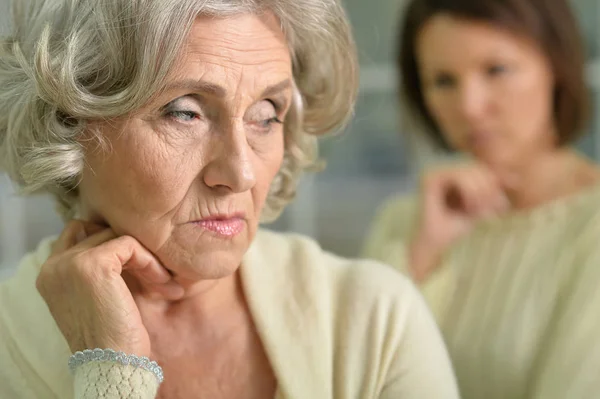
[69,348,164,384]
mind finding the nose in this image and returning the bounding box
[202,120,257,193]
[457,77,487,122]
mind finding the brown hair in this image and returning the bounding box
[398,0,589,150]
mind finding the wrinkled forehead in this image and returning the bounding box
[161,12,293,98]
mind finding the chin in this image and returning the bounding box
[480,152,514,169]
[167,250,245,281]
[469,146,505,165]
[154,223,254,278]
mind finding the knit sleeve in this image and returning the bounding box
[74,361,159,399]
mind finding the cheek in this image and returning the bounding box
[425,90,446,120]
[252,135,285,200]
[425,92,462,142]
[81,135,195,219]
[267,142,285,179]
[501,75,555,138]
[129,146,191,199]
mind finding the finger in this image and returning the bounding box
[426,171,473,215]
[93,236,171,284]
[422,172,448,214]
[474,170,510,214]
[80,222,110,241]
[52,221,87,254]
[75,228,119,250]
[53,220,114,255]
[450,174,485,214]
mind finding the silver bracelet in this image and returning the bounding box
[68,348,164,384]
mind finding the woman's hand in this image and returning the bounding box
[409,164,510,282]
[36,220,183,356]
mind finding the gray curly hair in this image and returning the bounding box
[0,0,358,222]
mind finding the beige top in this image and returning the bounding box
[0,229,459,398]
[363,184,600,399]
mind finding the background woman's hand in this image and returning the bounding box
[36,221,183,356]
[409,164,511,282]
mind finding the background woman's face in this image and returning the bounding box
[78,12,292,283]
[416,14,557,168]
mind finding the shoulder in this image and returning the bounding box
[561,191,600,282]
[251,228,411,284]
[245,230,458,396]
[374,193,418,222]
[553,185,600,268]
[248,230,455,393]
[372,193,419,237]
[0,236,55,311]
[362,193,419,263]
[248,228,427,330]
[0,236,71,398]
[0,236,62,338]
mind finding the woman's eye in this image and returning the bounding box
[259,116,283,129]
[161,97,203,123]
[166,110,200,122]
[488,64,508,76]
[433,74,455,88]
[248,100,284,132]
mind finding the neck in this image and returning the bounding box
[127,268,245,319]
[493,149,599,210]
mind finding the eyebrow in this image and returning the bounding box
[260,79,292,98]
[164,78,292,99]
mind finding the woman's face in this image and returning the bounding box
[78,13,292,283]
[416,14,557,167]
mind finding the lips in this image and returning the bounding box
[466,130,494,150]
[191,214,246,237]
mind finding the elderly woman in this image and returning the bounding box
[364,0,600,398]
[0,0,459,398]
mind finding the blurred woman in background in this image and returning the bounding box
[364,0,600,397]
[0,0,460,397]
